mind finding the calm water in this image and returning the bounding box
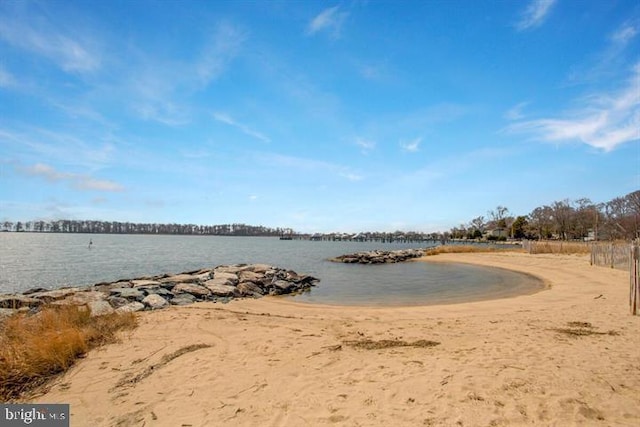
[0,233,543,306]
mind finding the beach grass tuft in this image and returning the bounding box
[423,245,522,256]
[344,338,440,350]
[0,305,137,401]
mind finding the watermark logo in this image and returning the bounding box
[0,404,69,427]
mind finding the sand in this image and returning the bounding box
[32,252,640,426]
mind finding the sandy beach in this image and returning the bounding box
[32,252,640,426]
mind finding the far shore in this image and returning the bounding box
[33,252,640,426]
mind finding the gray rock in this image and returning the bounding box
[116,302,145,313]
[211,272,239,284]
[141,286,173,297]
[88,300,115,317]
[30,288,81,303]
[245,264,272,273]
[142,294,169,309]
[172,283,211,298]
[160,273,200,284]
[237,281,264,296]
[214,265,245,274]
[272,280,295,293]
[204,277,236,288]
[169,294,196,305]
[205,282,239,297]
[131,279,162,287]
[110,288,145,300]
[238,270,263,283]
[107,296,130,309]
[0,295,42,309]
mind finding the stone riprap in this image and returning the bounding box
[0,264,319,317]
[330,248,427,264]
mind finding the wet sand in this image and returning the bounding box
[33,252,640,426]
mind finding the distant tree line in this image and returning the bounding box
[0,219,295,237]
[449,190,640,241]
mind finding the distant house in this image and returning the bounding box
[486,227,509,238]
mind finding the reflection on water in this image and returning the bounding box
[0,233,543,305]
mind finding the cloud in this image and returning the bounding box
[504,102,529,120]
[567,19,639,86]
[355,137,376,153]
[306,6,348,38]
[197,22,247,86]
[516,0,556,31]
[0,66,16,88]
[213,112,270,143]
[611,21,639,45]
[400,137,422,153]
[21,163,125,192]
[507,63,640,151]
[0,9,100,73]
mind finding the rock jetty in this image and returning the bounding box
[0,264,319,318]
[330,248,427,264]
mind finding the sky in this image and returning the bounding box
[0,0,638,233]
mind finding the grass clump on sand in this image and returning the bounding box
[423,245,522,256]
[344,339,440,350]
[0,305,137,401]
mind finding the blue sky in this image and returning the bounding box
[0,0,638,233]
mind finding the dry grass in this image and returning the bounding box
[344,339,440,350]
[523,240,592,255]
[551,321,619,338]
[423,245,522,256]
[0,305,137,401]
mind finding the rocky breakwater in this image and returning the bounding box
[0,264,319,318]
[330,248,427,264]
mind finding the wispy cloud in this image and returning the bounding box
[21,163,125,192]
[306,6,348,39]
[213,112,270,143]
[516,0,556,31]
[567,19,639,86]
[0,66,16,88]
[507,63,640,151]
[0,8,100,73]
[355,137,376,154]
[400,137,422,153]
[197,22,247,87]
[504,102,529,121]
[611,21,639,45]
[255,152,362,182]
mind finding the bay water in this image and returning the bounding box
[0,233,543,306]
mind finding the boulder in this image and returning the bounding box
[237,281,264,296]
[116,302,145,313]
[0,295,42,309]
[172,283,211,298]
[88,300,115,317]
[109,288,145,301]
[169,294,196,305]
[142,294,169,310]
[160,274,200,284]
[30,288,81,303]
[107,296,130,309]
[272,280,295,293]
[131,279,162,287]
[211,272,239,284]
[238,270,263,283]
[245,264,272,273]
[204,277,236,288]
[204,282,239,297]
[214,265,245,274]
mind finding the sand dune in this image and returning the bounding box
[33,252,640,426]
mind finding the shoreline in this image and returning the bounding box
[32,252,640,426]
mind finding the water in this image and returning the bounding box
[0,233,543,306]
